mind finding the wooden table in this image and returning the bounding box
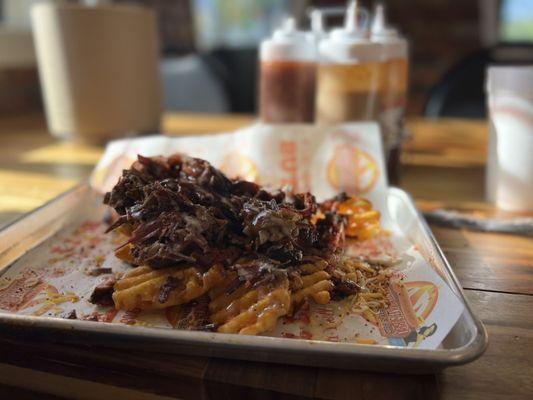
[0,113,531,400]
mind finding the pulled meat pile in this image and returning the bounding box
[104,154,346,271]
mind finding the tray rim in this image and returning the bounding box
[0,181,85,233]
[0,183,489,371]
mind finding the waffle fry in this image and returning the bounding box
[291,260,334,306]
[337,197,381,240]
[338,258,375,279]
[113,264,225,311]
[165,295,211,330]
[209,273,291,335]
[115,223,135,237]
[114,243,135,263]
[112,222,137,263]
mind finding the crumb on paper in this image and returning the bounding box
[61,310,78,320]
[355,338,377,345]
[85,267,113,276]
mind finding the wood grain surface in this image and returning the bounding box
[0,113,532,400]
[438,290,533,400]
[433,227,533,295]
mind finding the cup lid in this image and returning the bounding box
[487,65,533,95]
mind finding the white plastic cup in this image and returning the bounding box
[486,66,533,212]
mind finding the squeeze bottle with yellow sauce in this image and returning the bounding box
[316,0,383,123]
[371,3,409,177]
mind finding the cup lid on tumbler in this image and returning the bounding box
[319,0,381,63]
[486,65,533,97]
[260,17,316,62]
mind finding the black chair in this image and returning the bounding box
[425,44,533,119]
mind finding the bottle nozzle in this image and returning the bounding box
[345,0,358,32]
[371,3,385,34]
[310,9,324,35]
[370,3,399,39]
[272,16,299,40]
[282,17,296,33]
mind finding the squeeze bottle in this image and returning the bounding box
[259,18,316,123]
[316,0,383,123]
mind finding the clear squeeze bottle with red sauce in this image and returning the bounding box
[259,18,316,123]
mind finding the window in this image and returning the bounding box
[192,0,307,50]
[500,0,533,42]
[1,0,38,27]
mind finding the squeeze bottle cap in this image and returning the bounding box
[260,17,316,61]
[370,3,399,40]
[319,1,383,63]
[328,0,368,42]
[310,9,325,38]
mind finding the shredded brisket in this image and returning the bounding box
[89,276,116,306]
[104,154,346,272]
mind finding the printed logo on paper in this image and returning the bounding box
[374,281,439,348]
[327,143,380,195]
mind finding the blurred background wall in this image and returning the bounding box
[1,0,532,117]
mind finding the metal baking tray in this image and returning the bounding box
[0,183,488,373]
